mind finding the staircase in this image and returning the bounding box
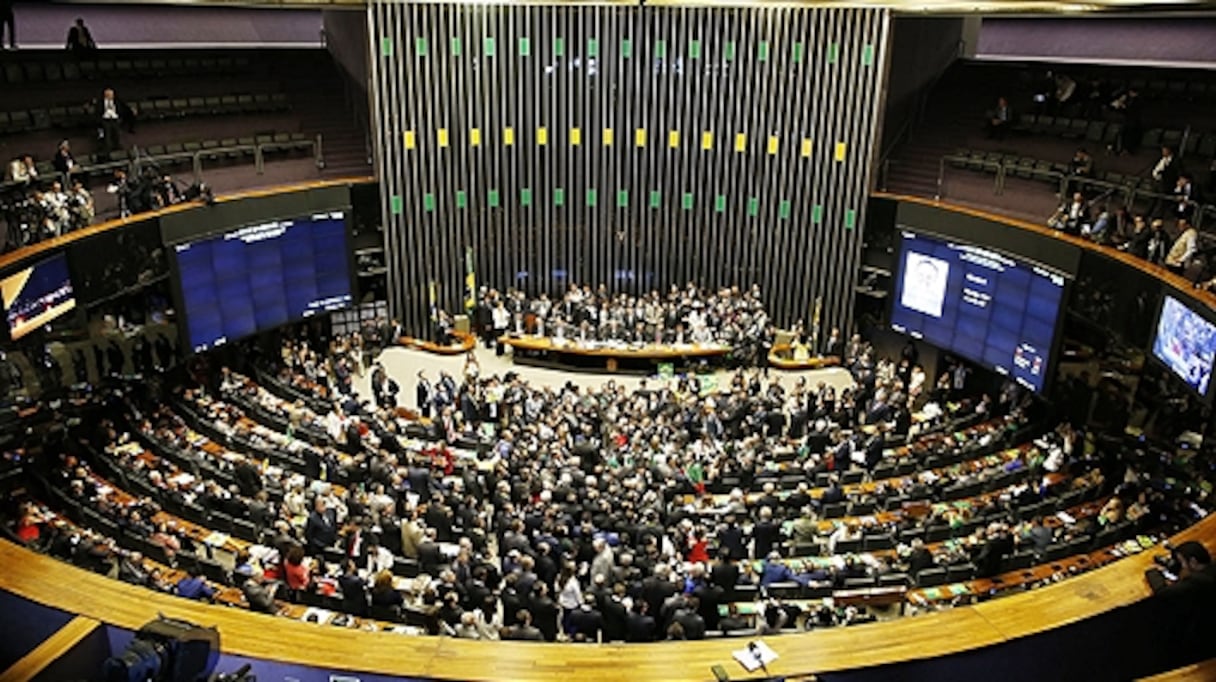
[279,53,373,180]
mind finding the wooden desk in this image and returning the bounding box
[768,345,843,371]
[501,335,731,373]
[396,330,476,356]
[3,513,1212,681]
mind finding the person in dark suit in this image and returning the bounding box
[415,371,433,418]
[96,88,136,154]
[65,18,96,54]
[337,559,368,616]
[502,609,545,641]
[625,601,657,642]
[529,582,560,642]
[567,593,605,642]
[304,498,338,555]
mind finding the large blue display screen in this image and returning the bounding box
[890,230,1067,393]
[175,212,352,352]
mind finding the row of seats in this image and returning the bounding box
[0,93,291,137]
[1010,117,1216,159]
[0,56,254,86]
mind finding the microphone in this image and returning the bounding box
[747,641,769,675]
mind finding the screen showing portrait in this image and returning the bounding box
[174,211,353,352]
[890,230,1067,393]
[1151,295,1216,397]
[1,253,77,341]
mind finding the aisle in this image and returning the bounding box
[352,343,855,405]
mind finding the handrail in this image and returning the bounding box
[0,175,374,272]
[936,154,1216,230]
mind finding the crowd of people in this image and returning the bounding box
[7,317,1210,644]
[470,283,771,357]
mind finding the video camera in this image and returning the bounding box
[102,615,253,682]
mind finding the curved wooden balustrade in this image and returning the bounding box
[0,176,375,273]
[3,512,1214,681]
[767,343,843,370]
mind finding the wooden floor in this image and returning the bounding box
[2,512,1214,681]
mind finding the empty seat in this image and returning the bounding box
[879,573,910,587]
[863,534,894,552]
[917,567,948,588]
[946,563,976,583]
[834,538,863,555]
[765,581,802,599]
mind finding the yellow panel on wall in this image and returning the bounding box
[801,138,813,157]
[437,128,449,147]
[735,133,746,152]
[701,131,713,150]
[603,128,614,146]
[503,127,515,146]
[570,127,581,146]
[403,130,416,149]
[668,130,680,149]
[767,135,779,155]
[835,141,847,161]
[635,128,646,147]
[469,128,481,147]
[537,127,548,145]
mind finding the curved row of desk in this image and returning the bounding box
[3,514,1213,681]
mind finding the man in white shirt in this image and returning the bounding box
[7,154,36,184]
[96,87,135,154]
[1165,219,1198,274]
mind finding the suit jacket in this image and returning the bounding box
[304,508,338,552]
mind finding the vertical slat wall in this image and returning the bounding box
[370,1,889,338]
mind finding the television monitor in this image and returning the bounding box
[0,253,77,341]
[890,230,1067,393]
[173,211,353,352]
[1151,295,1216,398]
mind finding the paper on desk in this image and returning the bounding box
[1056,511,1076,525]
[301,608,333,624]
[732,640,778,673]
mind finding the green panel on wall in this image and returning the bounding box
[414,37,427,57]
[617,190,629,207]
[649,190,661,208]
[689,39,701,59]
[724,41,735,61]
[391,194,403,214]
[828,42,839,64]
[758,41,769,62]
[586,188,598,207]
[483,37,495,57]
[554,187,565,206]
[621,38,632,58]
[714,194,726,212]
[845,208,857,229]
[747,197,759,216]
[778,200,791,219]
[380,37,393,57]
[519,36,530,56]
[451,36,461,57]
[654,39,666,59]
[793,42,804,63]
[520,188,532,206]
[862,44,874,66]
[812,204,823,223]
[554,37,564,56]
[587,38,599,57]
[488,189,500,207]
[422,193,434,212]
[455,190,467,208]
[682,192,694,210]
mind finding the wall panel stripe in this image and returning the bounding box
[370,2,889,339]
